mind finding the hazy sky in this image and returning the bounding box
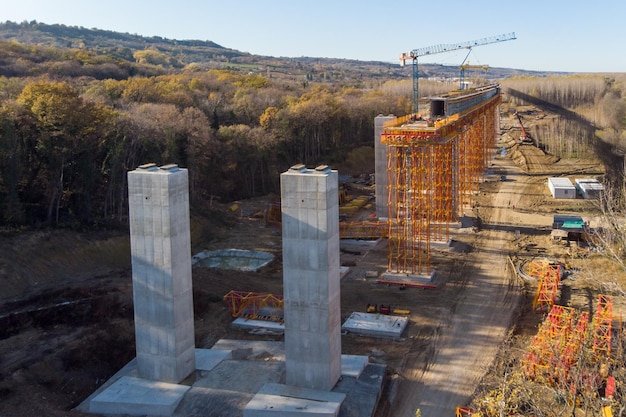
[4,0,625,73]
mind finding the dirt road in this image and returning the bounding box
[390,155,523,417]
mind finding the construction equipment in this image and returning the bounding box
[400,32,516,113]
[366,304,411,315]
[514,112,535,144]
[455,406,474,417]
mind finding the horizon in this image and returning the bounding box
[3,0,626,73]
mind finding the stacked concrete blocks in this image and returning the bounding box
[127,163,196,383]
[280,164,341,391]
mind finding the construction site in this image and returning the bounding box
[1,38,625,417]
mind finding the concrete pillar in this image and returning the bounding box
[280,164,341,391]
[374,115,395,219]
[127,163,195,383]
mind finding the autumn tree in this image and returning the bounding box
[17,80,113,223]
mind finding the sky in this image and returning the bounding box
[3,0,626,73]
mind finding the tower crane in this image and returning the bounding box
[400,32,516,114]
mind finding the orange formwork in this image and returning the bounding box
[593,294,613,361]
[382,88,501,275]
[522,296,622,395]
[339,221,388,239]
[223,290,284,322]
[532,262,561,312]
[522,305,582,384]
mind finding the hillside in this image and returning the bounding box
[0,20,550,81]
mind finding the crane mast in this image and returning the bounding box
[400,32,516,113]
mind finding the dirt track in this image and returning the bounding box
[389,155,523,417]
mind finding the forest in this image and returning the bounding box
[0,22,625,228]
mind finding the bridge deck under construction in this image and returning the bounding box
[380,84,501,276]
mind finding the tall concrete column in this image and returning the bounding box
[127,163,196,383]
[280,164,341,391]
[375,114,395,219]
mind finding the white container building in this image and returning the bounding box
[548,177,576,199]
[575,178,604,199]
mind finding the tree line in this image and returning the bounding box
[2,37,624,229]
[0,64,415,226]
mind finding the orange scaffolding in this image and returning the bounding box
[532,262,561,312]
[522,297,622,395]
[382,89,501,275]
[223,290,284,322]
[339,221,388,239]
[593,294,613,361]
[522,305,582,384]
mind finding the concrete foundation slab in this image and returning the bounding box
[341,355,368,378]
[211,340,286,362]
[195,348,232,372]
[193,360,285,394]
[339,239,380,247]
[334,363,386,417]
[243,383,346,417]
[88,376,190,416]
[175,386,254,417]
[341,312,408,339]
[192,249,274,271]
[339,266,350,279]
[380,270,436,284]
[80,339,384,417]
[232,318,285,332]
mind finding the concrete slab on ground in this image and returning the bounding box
[89,376,190,416]
[342,312,408,338]
[340,355,368,378]
[231,318,285,333]
[340,239,380,247]
[380,270,436,285]
[211,339,286,361]
[340,266,350,279]
[193,359,285,394]
[334,363,386,417]
[78,340,383,417]
[195,348,232,372]
[243,382,346,417]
